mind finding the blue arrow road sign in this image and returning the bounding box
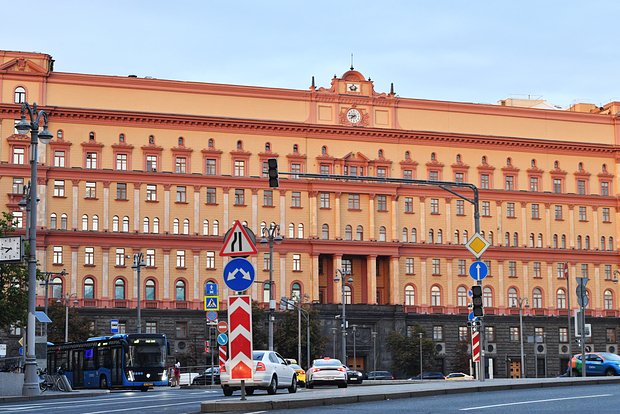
[468,312,479,322]
[223,257,255,292]
[217,333,228,346]
[469,261,489,282]
[205,283,218,296]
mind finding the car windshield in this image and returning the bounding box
[602,353,620,361]
[253,351,266,361]
[313,359,342,367]
[290,364,302,370]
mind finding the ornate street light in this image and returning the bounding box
[335,268,353,364]
[514,297,529,378]
[57,293,78,342]
[132,253,146,333]
[260,223,282,351]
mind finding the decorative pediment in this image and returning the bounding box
[342,152,370,162]
[0,58,49,75]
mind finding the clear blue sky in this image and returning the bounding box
[3,1,617,108]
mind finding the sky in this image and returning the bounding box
[2,1,618,108]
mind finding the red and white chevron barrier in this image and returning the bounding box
[472,330,480,363]
[219,345,228,370]
[228,295,253,380]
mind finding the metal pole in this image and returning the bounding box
[133,253,144,334]
[137,262,141,334]
[65,299,69,342]
[297,305,301,364]
[306,313,310,369]
[210,327,215,385]
[419,332,423,379]
[581,298,586,377]
[566,263,572,377]
[519,299,526,378]
[44,275,50,337]
[372,331,377,372]
[268,233,274,351]
[339,270,347,364]
[352,325,357,369]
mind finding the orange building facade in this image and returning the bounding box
[1,49,620,324]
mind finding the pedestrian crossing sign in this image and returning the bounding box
[204,296,219,311]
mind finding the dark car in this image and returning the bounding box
[192,367,220,385]
[366,370,394,380]
[344,366,364,384]
[409,371,445,380]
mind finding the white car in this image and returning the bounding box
[220,350,297,396]
[306,357,347,388]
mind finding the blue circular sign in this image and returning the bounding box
[468,261,488,282]
[206,311,218,321]
[217,333,228,346]
[223,257,255,292]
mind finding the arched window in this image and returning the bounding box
[577,235,582,249]
[83,277,95,299]
[601,237,606,250]
[430,286,441,306]
[553,234,558,248]
[297,224,304,239]
[293,144,299,153]
[554,160,559,169]
[344,285,352,305]
[402,228,408,242]
[463,230,468,243]
[531,159,537,168]
[506,157,512,166]
[513,232,519,247]
[92,215,99,231]
[321,224,329,240]
[457,286,468,307]
[114,278,125,300]
[89,131,95,141]
[212,220,219,236]
[208,138,214,148]
[481,155,487,164]
[378,149,384,158]
[532,288,543,308]
[14,86,26,103]
[51,277,63,299]
[529,233,535,248]
[404,285,415,306]
[508,287,518,308]
[483,287,493,308]
[183,218,190,235]
[321,146,327,155]
[356,225,363,241]
[153,217,159,234]
[178,137,184,146]
[291,283,302,301]
[431,152,436,161]
[456,154,462,163]
[437,229,443,244]
[505,232,510,246]
[454,230,460,244]
[578,162,584,171]
[379,226,386,241]
[604,289,614,310]
[603,163,608,173]
[143,217,150,233]
[537,233,543,248]
[265,142,271,152]
[561,235,567,249]
[173,218,180,234]
[609,237,614,251]
[122,216,129,232]
[50,213,57,229]
[288,223,295,238]
[203,220,209,236]
[411,228,417,243]
[585,236,590,250]
[175,280,186,301]
[236,140,243,150]
[428,229,434,244]
[556,288,566,309]
[488,231,494,245]
[112,216,119,232]
[82,214,88,231]
[119,133,125,142]
[145,279,156,301]
[344,225,353,240]
[148,135,155,144]
[57,130,64,140]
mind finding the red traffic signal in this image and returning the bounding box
[204,340,210,353]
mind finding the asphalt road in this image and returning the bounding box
[268,383,620,414]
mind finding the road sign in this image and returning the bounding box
[228,295,253,381]
[220,220,258,257]
[223,257,256,292]
[219,345,228,370]
[217,320,229,333]
[204,296,220,311]
[469,261,488,282]
[205,283,218,296]
[472,330,480,362]
[465,233,490,259]
[111,319,119,334]
[0,344,6,357]
[576,277,589,307]
[468,312,479,322]
[217,333,229,346]
[206,310,218,322]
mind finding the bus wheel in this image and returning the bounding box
[141,387,149,392]
[100,376,109,389]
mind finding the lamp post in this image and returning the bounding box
[335,268,353,364]
[515,297,529,378]
[564,263,572,377]
[260,223,282,351]
[371,330,377,372]
[15,101,53,396]
[131,253,146,333]
[332,327,337,357]
[351,325,357,369]
[57,293,78,342]
[40,270,67,336]
[419,332,423,379]
[285,295,311,369]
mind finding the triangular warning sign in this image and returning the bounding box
[219,220,258,257]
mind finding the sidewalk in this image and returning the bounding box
[200,376,620,412]
[0,389,108,403]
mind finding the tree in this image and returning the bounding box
[386,325,438,378]
[273,307,327,368]
[46,301,91,343]
[0,212,28,332]
[251,301,268,350]
[452,340,471,374]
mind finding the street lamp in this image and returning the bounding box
[260,223,282,351]
[371,330,377,372]
[57,293,78,342]
[40,270,67,336]
[15,101,52,396]
[351,325,357,369]
[284,295,311,369]
[514,297,529,378]
[335,268,353,364]
[419,332,423,380]
[332,327,337,357]
[131,253,146,333]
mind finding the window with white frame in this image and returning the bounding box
[457,286,467,306]
[14,86,26,103]
[146,249,156,267]
[146,155,157,172]
[84,247,95,265]
[404,285,415,305]
[431,259,440,275]
[54,180,65,197]
[12,147,25,164]
[116,153,127,171]
[405,258,414,274]
[430,286,441,306]
[430,198,439,214]
[176,186,186,203]
[53,246,63,264]
[146,185,157,201]
[116,248,126,266]
[319,192,330,208]
[175,157,186,173]
[54,150,66,167]
[291,192,301,208]
[233,160,245,176]
[176,250,185,268]
[86,152,98,169]
[206,251,215,269]
[292,254,301,271]
[85,182,96,199]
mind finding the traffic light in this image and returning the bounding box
[204,340,210,353]
[268,158,279,188]
[471,285,484,317]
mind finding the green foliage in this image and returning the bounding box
[385,325,438,378]
[251,301,268,350]
[274,307,327,368]
[46,301,92,343]
[0,212,28,331]
[452,340,471,374]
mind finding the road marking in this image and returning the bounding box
[243,411,267,414]
[80,400,202,414]
[460,393,612,411]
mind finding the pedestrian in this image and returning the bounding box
[168,366,176,387]
[174,360,181,387]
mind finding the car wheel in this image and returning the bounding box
[288,376,297,393]
[358,380,363,385]
[267,376,278,395]
[307,381,314,389]
[222,386,234,396]
[605,368,616,376]
[245,387,254,395]
[337,381,347,388]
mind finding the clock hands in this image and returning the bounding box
[1,247,12,253]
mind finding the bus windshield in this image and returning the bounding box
[127,339,166,369]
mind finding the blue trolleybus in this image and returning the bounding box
[47,333,169,391]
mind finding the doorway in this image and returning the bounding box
[509,360,521,378]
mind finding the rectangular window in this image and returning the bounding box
[405,258,414,274]
[605,264,612,281]
[145,322,158,334]
[205,159,216,175]
[508,261,517,277]
[377,195,387,211]
[320,164,330,175]
[533,262,541,278]
[116,183,127,200]
[291,192,302,208]
[12,147,25,164]
[559,327,568,343]
[292,254,301,271]
[261,161,268,177]
[146,155,157,172]
[146,249,156,267]
[146,184,157,201]
[581,264,588,277]
[606,328,616,343]
[455,172,464,183]
[290,163,301,179]
[176,186,186,203]
[86,152,97,169]
[84,247,95,265]
[485,326,496,342]
[263,190,273,206]
[429,171,439,181]
[175,157,187,173]
[54,150,65,167]
[115,248,125,266]
[430,198,439,214]
[116,154,127,171]
[433,326,444,341]
[553,178,562,193]
[456,199,465,215]
[206,251,215,269]
[505,175,514,190]
[53,246,63,264]
[531,204,540,219]
[348,194,360,210]
[432,258,440,275]
[404,197,413,213]
[320,192,330,209]
[602,207,611,222]
[529,177,539,192]
[206,187,217,204]
[85,182,97,199]
[12,178,24,195]
[376,167,387,178]
[554,205,563,220]
[234,189,245,205]
[509,327,520,342]
[458,326,468,342]
[506,202,515,218]
[175,322,188,339]
[481,201,490,217]
[458,259,467,275]
[577,179,586,195]
[403,169,412,180]
[176,250,185,268]
[263,253,271,271]
[601,181,610,196]
[480,174,489,189]
[234,160,245,177]
[54,180,65,197]
[534,327,545,343]
[12,211,22,229]
[578,206,587,221]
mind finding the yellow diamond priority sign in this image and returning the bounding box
[465,233,490,259]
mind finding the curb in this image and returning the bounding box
[200,377,620,412]
[0,390,108,403]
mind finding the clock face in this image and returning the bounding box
[0,236,22,262]
[346,108,362,124]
